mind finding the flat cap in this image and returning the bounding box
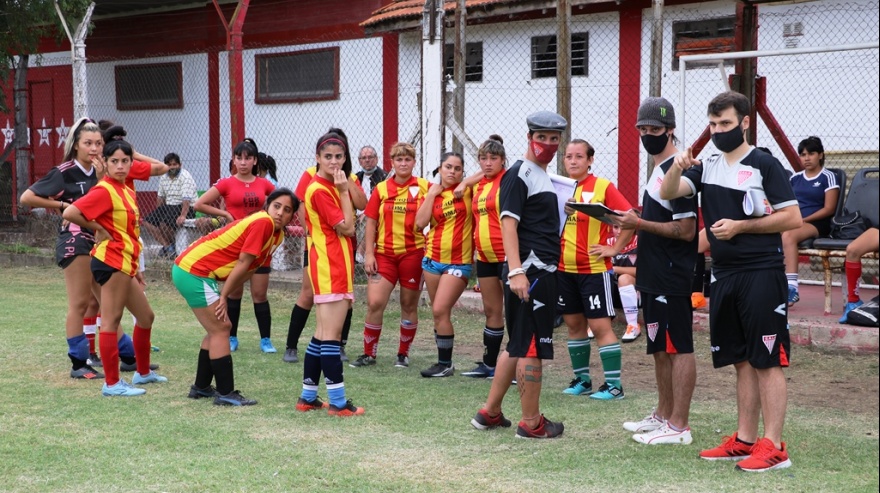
[527,111,568,132]
[636,97,676,128]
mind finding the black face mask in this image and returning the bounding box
[640,133,669,156]
[712,124,745,153]
[167,168,181,178]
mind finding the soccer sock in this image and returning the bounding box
[194,348,213,389]
[83,317,97,354]
[254,301,271,339]
[118,333,136,365]
[619,285,639,327]
[436,334,454,366]
[341,307,353,348]
[363,322,382,357]
[845,261,862,302]
[211,355,234,396]
[567,337,591,382]
[99,331,120,386]
[321,340,346,408]
[398,320,418,357]
[96,313,102,330]
[67,333,89,368]
[598,342,622,387]
[227,297,242,338]
[482,326,504,368]
[301,338,322,402]
[132,325,152,375]
[786,273,799,289]
[286,304,311,350]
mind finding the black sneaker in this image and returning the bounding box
[87,352,103,368]
[394,354,409,368]
[349,354,376,368]
[471,409,512,430]
[187,384,218,399]
[328,399,365,416]
[70,365,104,379]
[420,362,454,378]
[214,390,258,406]
[461,362,494,378]
[120,361,159,372]
[515,415,564,439]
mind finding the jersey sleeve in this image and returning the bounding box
[240,216,275,257]
[72,186,111,221]
[824,170,840,192]
[680,163,704,197]
[671,194,698,220]
[294,170,313,200]
[129,160,152,182]
[761,156,798,210]
[214,177,230,197]
[499,168,527,222]
[364,189,380,220]
[311,188,346,227]
[603,182,632,211]
[28,167,66,199]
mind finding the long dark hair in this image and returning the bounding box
[103,138,133,159]
[315,130,352,176]
[264,187,300,212]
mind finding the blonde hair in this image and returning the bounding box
[389,141,416,159]
[64,117,102,162]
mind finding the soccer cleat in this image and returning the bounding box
[632,423,693,445]
[214,390,257,406]
[471,409,512,430]
[187,384,217,399]
[102,379,146,397]
[132,370,168,385]
[349,354,376,368]
[328,399,365,416]
[623,412,664,432]
[340,347,349,363]
[283,348,299,363]
[699,432,754,461]
[461,362,495,379]
[394,354,410,368]
[296,396,330,412]
[420,362,454,378]
[515,415,564,439]
[70,365,104,380]
[260,337,277,353]
[229,336,239,352]
[839,300,864,324]
[590,382,624,400]
[622,324,641,342]
[87,352,103,368]
[120,361,159,372]
[735,438,792,472]
[691,292,707,309]
[562,376,593,395]
[787,285,800,307]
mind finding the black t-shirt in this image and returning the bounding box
[682,148,798,279]
[636,157,698,296]
[499,159,560,272]
[28,160,97,204]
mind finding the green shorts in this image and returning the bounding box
[172,264,220,308]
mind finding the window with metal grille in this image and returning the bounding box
[531,33,588,79]
[444,42,483,82]
[256,47,339,104]
[115,63,183,110]
[672,17,736,70]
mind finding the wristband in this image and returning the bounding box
[507,267,525,279]
[636,218,641,231]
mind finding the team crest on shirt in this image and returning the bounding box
[647,322,659,342]
[737,170,753,185]
[409,186,420,199]
[762,334,777,354]
[653,176,663,191]
[581,191,594,202]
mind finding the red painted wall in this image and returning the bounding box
[617,6,643,206]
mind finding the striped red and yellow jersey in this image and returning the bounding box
[305,174,354,295]
[472,170,506,263]
[558,174,632,274]
[364,175,430,255]
[295,166,362,201]
[73,177,141,276]
[425,185,473,264]
[175,211,283,281]
[124,160,152,192]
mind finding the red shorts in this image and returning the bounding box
[375,250,423,291]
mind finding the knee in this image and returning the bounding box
[139,310,155,328]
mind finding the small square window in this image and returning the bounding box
[444,42,483,82]
[672,17,736,70]
[115,63,182,111]
[531,33,588,79]
[256,47,339,104]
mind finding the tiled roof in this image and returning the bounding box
[360,0,526,31]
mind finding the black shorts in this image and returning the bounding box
[55,228,95,268]
[476,260,504,279]
[91,257,120,286]
[808,218,831,238]
[556,271,616,320]
[504,268,556,360]
[255,266,272,275]
[709,269,791,369]
[145,204,194,228]
[302,239,309,268]
[642,293,694,355]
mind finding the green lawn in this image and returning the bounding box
[0,265,877,493]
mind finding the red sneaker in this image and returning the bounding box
[295,396,329,412]
[699,432,753,461]
[470,409,512,430]
[515,415,564,439]
[328,399,365,417]
[736,438,792,472]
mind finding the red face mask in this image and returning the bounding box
[530,139,559,165]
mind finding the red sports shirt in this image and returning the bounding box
[73,177,141,276]
[304,175,354,295]
[425,186,473,264]
[364,175,429,256]
[472,170,506,263]
[124,160,152,192]
[214,176,275,220]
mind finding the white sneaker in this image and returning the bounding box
[623,413,664,432]
[587,328,594,339]
[622,324,641,342]
[632,423,693,445]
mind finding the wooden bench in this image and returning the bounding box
[797,247,878,314]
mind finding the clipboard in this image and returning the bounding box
[567,202,623,224]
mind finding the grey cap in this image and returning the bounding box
[636,97,676,128]
[526,111,568,132]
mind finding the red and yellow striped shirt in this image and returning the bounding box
[364,175,429,255]
[472,170,506,263]
[73,177,141,276]
[175,211,283,281]
[305,175,354,295]
[425,186,473,264]
[558,175,632,274]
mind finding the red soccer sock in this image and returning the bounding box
[398,321,418,357]
[99,331,120,386]
[363,323,382,358]
[845,261,862,303]
[83,317,97,353]
[132,325,152,375]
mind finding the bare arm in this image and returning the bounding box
[333,171,356,237]
[194,187,233,222]
[20,189,66,212]
[215,252,257,321]
[501,216,530,301]
[613,210,696,242]
[62,204,111,243]
[363,217,378,275]
[348,176,367,211]
[660,147,699,200]
[453,171,484,199]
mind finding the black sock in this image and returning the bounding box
[69,354,86,370]
[227,298,242,338]
[254,301,271,339]
[341,307,353,347]
[120,355,136,365]
[194,349,213,389]
[286,304,311,350]
[211,355,234,396]
[692,255,706,293]
[437,334,454,366]
[320,340,344,384]
[302,337,322,386]
[483,326,504,367]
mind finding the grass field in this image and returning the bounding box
[0,265,877,493]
